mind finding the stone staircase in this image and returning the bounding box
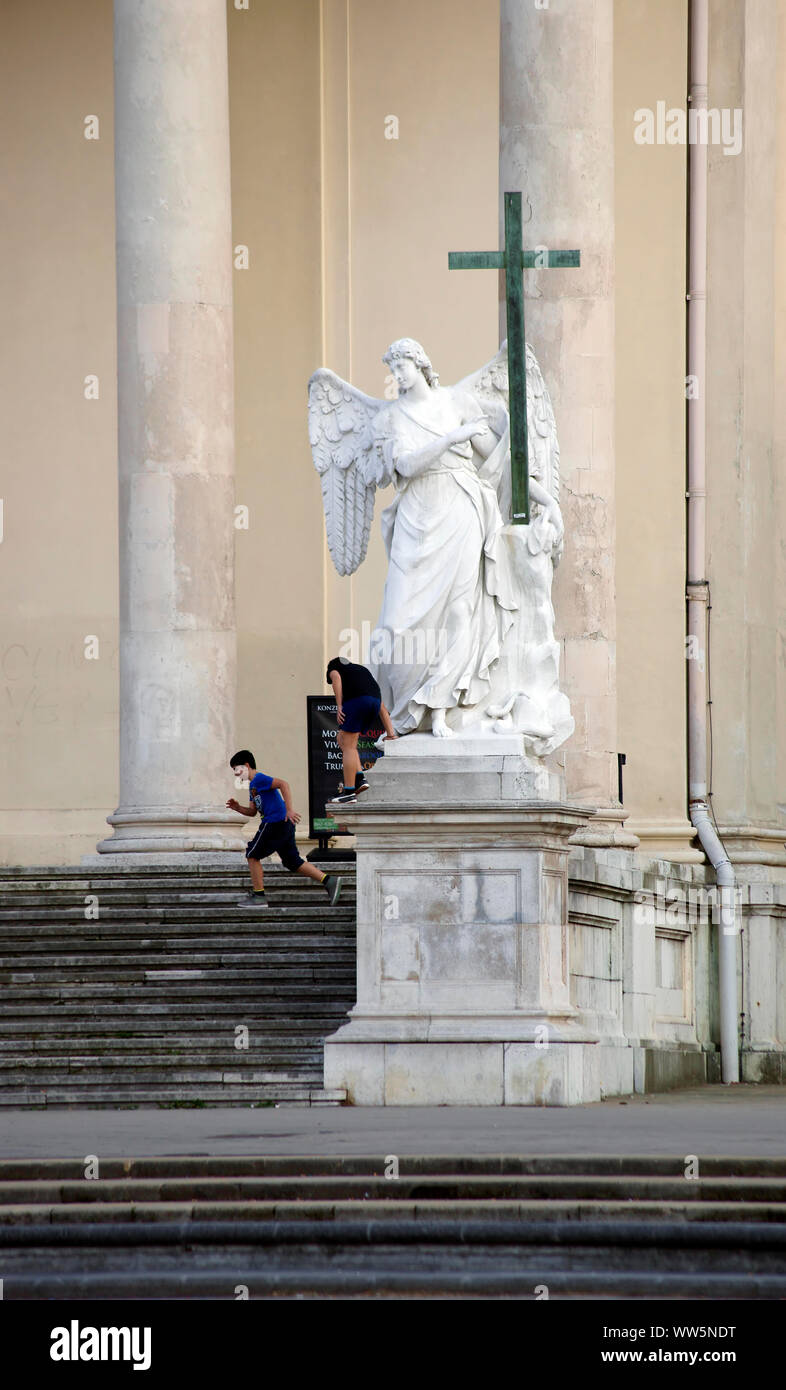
[0,1155,785,1297]
[0,864,356,1108]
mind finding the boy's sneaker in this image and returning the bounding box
[238,890,269,909]
[323,874,343,907]
[354,777,370,794]
[328,788,357,805]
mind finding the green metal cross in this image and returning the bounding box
[449,191,580,524]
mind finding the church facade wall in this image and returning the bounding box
[705,0,786,876]
[614,0,696,862]
[1,0,118,866]
[0,0,781,897]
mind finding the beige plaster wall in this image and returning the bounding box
[228,0,324,819]
[0,0,118,865]
[776,2,786,848]
[1,0,779,867]
[613,0,693,856]
[706,0,786,867]
[322,0,500,660]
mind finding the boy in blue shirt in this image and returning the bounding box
[227,750,342,908]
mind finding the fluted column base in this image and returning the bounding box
[96,807,248,856]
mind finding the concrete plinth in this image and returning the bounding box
[325,1039,601,1107]
[324,741,603,1105]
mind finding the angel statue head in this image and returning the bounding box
[382,337,439,392]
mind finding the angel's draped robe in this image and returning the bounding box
[369,386,517,733]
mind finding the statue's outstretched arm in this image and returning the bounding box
[396,415,488,477]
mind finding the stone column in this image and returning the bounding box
[500,0,636,847]
[98,0,245,856]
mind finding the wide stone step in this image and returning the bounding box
[0,978,351,998]
[0,897,357,916]
[0,1064,325,1085]
[0,1066,324,1085]
[0,883,355,899]
[0,1220,784,1298]
[0,1046,336,1064]
[0,1013,346,1031]
[0,870,355,885]
[0,933,356,955]
[0,872,355,886]
[0,1037,322,1055]
[0,1018,337,1037]
[0,1024,343,1041]
[0,870,357,1107]
[3,1198,786,1226]
[0,865,356,885]
[0,947,354,966]
[2,1173,785,1202]
[0,949,354,965]
[0,1052,323,1072]
[4,1154,786,1179]
[0,967,351,978]
[0,1051,332,1074]
[0,1021,344,1041]
[0,1007,348,1027]
[4,1264,782,1299]
[1,1211,785,1247]
[0,1068,323,1087]
[0,906,355,924]
[0,967,354,987]
[0,922,351,934]
[0,1086,345,1107]
[0,1154,779,1295]
[0,885,356,902]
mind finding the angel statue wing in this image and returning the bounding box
[308,369,388,577]
[455,340,561,518]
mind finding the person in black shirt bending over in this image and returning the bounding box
[326,657,398,804]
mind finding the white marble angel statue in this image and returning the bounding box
[308,336,573,752]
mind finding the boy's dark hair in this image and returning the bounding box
[326,656,349,682]
[230,749,256,770]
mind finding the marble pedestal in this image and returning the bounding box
[323,735,602,1105]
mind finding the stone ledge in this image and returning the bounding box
[324,1039,605,1106]
[81,852,249,868]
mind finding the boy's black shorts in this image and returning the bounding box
[245,818,304,872]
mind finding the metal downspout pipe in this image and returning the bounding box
[686,0,740,1083]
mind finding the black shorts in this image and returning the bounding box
[341,694,382,734]
[245,819,304,872]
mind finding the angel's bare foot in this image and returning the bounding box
[431,709,453,738]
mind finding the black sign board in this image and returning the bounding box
[306,695,385,841]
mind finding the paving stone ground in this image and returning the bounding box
[0,1084,783,1158]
